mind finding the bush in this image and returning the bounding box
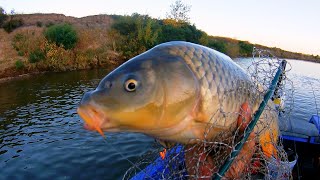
[158,22,206,44]
[36,21,42,27]
[29,49,45,63]
[13,33,26,41]
[12,33,27,51]
[239,41,253,56]
[12,33,26,47]
[111,13,208,59]
[111,14,160,58]
[208,40,227,54]
[15,59,24,69]
[3,18,23,33]
[18,51,24,56]
[45,22,54,27]
[44,23,78,50]
[0,7,8,27]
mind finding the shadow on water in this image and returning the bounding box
[0,59,319,179]
[0,69,108,113]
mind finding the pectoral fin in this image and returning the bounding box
[156,139,177,149]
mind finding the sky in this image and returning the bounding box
[1,0,319,55]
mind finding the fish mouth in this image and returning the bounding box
[77,105,116,138]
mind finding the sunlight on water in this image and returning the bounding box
[287,60,320,79]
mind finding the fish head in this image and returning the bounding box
[77,48,200,140]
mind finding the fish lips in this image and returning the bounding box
[77,105,116,137]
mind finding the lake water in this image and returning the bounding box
[0,59,319,179]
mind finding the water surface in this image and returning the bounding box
[0,59,319,179]
[0,70,155,179]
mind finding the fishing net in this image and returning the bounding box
[122,47,295,180]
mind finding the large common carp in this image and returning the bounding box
[77,41,279,157]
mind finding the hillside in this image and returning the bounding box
[15,13,113,28]
[208,36,319,61]
[0,13,120,80]
[0,13,319,81]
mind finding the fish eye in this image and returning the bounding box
[124,79,138,92]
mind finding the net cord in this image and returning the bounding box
[213,60,287,180]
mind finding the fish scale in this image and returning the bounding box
[161,42,253,128]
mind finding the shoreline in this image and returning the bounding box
[0,62,121,84]
[1,57,319,84]
[0,71,48,84]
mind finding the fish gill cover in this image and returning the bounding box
[121,47,295,180]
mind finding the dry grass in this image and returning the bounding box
[0,29,18,71]
[0,20,122,80]
[0,27,46,71]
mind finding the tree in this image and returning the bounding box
[44,24,78,50]
[239,41,253,56]
[0,7,8,27]
[208,40,227,54]
[29,49,46,63]
[111,14,160,58]
[1,8,24,33]
[166,0,191,24]
[158,22,206,44]
[3,19,23,33]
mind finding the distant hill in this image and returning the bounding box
[208,36,319,61]
[15,13,113,29]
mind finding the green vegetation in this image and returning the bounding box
[109,1,206,59]
[3,18,23,33]
[17,51,24,56]
[111,14,159,58]
[44,23,78,50]
[36,21,43,27]
[12,33,27,51]
[239,41,254,56]
[0,7,8,27]
[159,23,207,44]
[45,22,54,27]
[208,39,227,54]
[111,13,207,59]
[15,59,25,69]
[0,7,24,33]
[29,49,46,63]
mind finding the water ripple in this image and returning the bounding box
[0,62,319,179]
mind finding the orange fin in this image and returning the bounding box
[160,148,167,160]
[237,102,251,132]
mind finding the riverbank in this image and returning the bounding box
[0,61,120,84]
[0,70,46,84]
[0,13,319,83]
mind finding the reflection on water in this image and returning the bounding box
[0,69,154,179]
[0,59,319,179]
